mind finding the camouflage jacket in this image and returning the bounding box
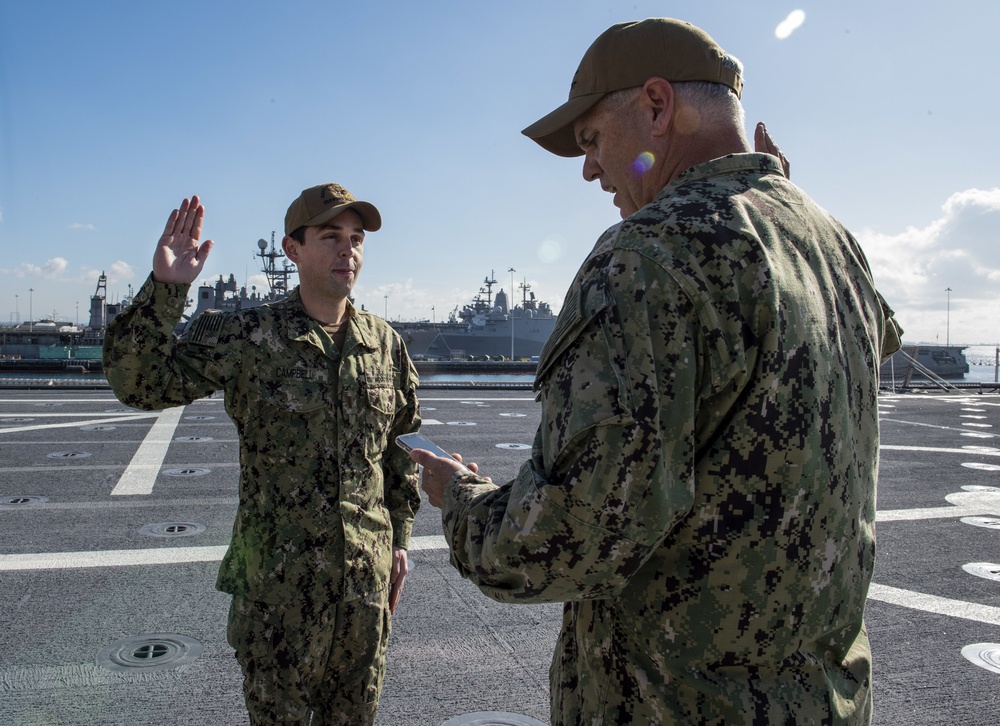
[104,276,420,605]
[441,154,901,724]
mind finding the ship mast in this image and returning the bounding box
[256,232,296,298]
[483,271,497,308]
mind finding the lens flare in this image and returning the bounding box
[775,10,805,40]
[538,237,564,264]
[629,151,655,177]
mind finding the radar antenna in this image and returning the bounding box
[256,232,296,298]
[482,270,497,307]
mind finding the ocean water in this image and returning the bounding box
[0,372,103,385]
[961,344,1000,383]
[0,371,537,386]
[3,347,998,386]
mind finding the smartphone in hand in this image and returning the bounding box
[395,432,469,470]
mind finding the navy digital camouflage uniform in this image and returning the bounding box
[103,276,420,725]
[440,154,901,724]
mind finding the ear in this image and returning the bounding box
[281,235,301,264]
[641,77,675,138]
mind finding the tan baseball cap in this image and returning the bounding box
[284,183,382,235]
[522,18,743,158]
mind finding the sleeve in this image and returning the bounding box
[440,248,703,603]
[384,332,422,549]
[877,291,903,361]
[102,274,242,410]
[843,231,902,363]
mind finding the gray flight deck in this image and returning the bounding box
[1,386,998,725]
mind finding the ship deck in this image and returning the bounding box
[1,386,999,725]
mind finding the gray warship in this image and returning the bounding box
[0,241,981,379]
[879,344,970,382]
[0,238,560,370]
[0,237,292,373]
[183,234,295,327]
[1,237,980,375]
[188,246,558,360]
[0,234,981,375]
[391,270,558,360]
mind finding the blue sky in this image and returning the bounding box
[1,1,998,345]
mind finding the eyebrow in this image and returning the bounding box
[573,117,594,149]
[318,222,364,235]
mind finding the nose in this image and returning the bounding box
[581,152,602,183]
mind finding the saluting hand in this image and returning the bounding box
[152,195,214,284]
[754,122,790,179]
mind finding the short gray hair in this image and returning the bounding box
[672,52,745,126]
[598,74,745,129]
[672,80,745,128]
[601,87,642,110]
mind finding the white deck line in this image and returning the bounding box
[111,406,185,496]
[881,444,1000,456]
[0,545,230,570]
[5,544,1000,628]
[867,583,1000,626]
[0,412,158,434]
[0,535,448,571]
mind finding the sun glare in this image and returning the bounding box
[775,10,806,40]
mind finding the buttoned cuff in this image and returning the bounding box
[392,519,413,550]
[133,274,190,313]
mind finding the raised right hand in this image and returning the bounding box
[152,196,214,284]
[754,122,790,179]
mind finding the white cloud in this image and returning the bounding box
[71,263,137,307]
[352,277,516,324]
[46,258,69,276]
[861,188,1000,344]
[14,257,70,278]
[354,278,455,322]
[107,261,135,282]
[73,262,134,287]
[68,222,96,231]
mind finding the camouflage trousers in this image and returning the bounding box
[226,591,391,725]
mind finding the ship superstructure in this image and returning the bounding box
[391,270,558,360]
[183,233,295,327]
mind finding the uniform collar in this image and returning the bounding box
[283,289,380,351]
[659,152,785,198]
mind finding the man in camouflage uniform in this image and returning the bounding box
[414,18,901,725]
[103,184,420,725]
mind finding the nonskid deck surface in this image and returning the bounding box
[0,389,997,725]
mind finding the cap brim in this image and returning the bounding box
[521,93,604,158]
[306,201,382,232]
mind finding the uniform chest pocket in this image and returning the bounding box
[353,382,394,457]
